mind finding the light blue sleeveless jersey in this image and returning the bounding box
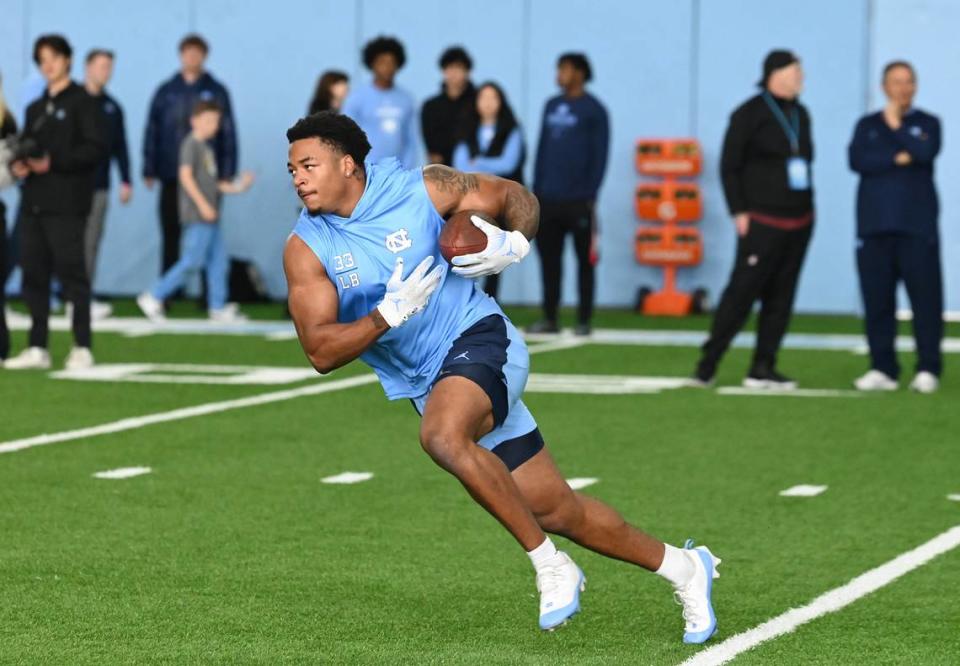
[292,158,503,399]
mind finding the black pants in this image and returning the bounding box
[535,199,595,324]
[0,203,8,359]
[857,233,943,378]
[19,212,91,348]
[160,178,181,273]
[699,220,812,375]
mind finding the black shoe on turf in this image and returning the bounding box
[687,363,715,388]
[573,323,592,337]
[743,366,797,390]
[526,320,560,334]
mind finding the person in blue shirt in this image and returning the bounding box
[529,53,609,336]
[283,112,720,640]
[342,36,418,169]
[848,61,943,394]
[452,81,525,299]
[142,34,237,278]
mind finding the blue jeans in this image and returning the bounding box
[152,222,227,309]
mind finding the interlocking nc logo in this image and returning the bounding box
[385,228,413,254]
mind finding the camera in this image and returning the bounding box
[0,135,44,189]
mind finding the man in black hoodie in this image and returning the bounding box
[6,34,106,371]
[421,46,475,166]
[692,50,814,389]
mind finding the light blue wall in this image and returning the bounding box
[0,0,955,312]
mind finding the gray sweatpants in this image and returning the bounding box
[84,189,108,282]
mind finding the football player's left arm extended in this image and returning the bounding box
[423,164,540,241]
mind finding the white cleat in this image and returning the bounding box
[675,540,721,644]
[854,369,898,392]
[536,551,586,631]
[64,346,95,370]
[136,292,166,322]
[208,304,248,323]
[909,371,939,394]
[4,346,52,370]
[91,300,114,321]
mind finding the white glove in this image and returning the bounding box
[376,255,446,328]
[450,216,530,279]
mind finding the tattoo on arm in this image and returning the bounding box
[423,164,479,195]
[504,185,540,240]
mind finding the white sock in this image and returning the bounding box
[656,544,695,587]
[527,537,559,570]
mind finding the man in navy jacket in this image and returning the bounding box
[142,34,237,277]
[848,61,942,394]
[528,53,609,336]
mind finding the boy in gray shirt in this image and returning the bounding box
[137,100,253,322]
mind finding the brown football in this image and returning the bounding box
[439,210,497,263]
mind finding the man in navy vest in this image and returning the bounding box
[848,61,942,394]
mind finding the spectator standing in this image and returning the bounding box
[143,34,237,278]
[422,46,475,165]
[5,35,106,371]
[691,50,814,390]
[342,36,418,168]
[528,53,609,336]
[0,71,17,363]
[83,49,131,320]
[849,61,943,394]
[452,81,525,299]
[137,101,253,323]
[308,71,349,115]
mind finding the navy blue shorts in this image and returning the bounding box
[412,315,543,471]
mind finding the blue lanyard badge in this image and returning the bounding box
[786,156,810,191]
[762,92,801,154]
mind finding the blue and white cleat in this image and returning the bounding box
[536,551,586,631]
[675,539,721,644]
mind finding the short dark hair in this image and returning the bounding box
[558,52,593,82]
[85,49,114,65]
[883,60,915,82]
[287,111,371,168]
[439,46,472,71]
[179,34,209,54]
[362,36,406,70]
[33,34,72,65]
[192,100,221,117]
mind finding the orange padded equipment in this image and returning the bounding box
[635,138,702,177]
[635,182,703,222]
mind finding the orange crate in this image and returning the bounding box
[635,225,703,266]
[635,139,702,177]
[635,182,702,222]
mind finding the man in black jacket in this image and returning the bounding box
[692,50,814,389]
[6,34,106,371]
[421,46,475,166]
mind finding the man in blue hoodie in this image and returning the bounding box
[848,61,942,394]
[142,34,237,277]
[528,53,609,336]
[342,36,418,169]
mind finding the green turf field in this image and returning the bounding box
[1,304,958,664]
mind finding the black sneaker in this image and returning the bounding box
[687,363,715,388]
[743,366,797,390]
[526,320,560,334]
[573,322,592,336]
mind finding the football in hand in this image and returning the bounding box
[439,211,498,264]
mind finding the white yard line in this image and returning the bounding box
[679,525,960,666]
[779,484,828,497]
[566,477,599,490]
[93,466,152,479]
[0,374,379,455]
[321,471,374,484]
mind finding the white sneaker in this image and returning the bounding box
[854,369,898,392]
[64,346,95,370]
[674,540,721,644]
[909,371,939,394]
[536,551,586,631]
[208,306,248,323]
[4,346,52,370]
[136,292,166,322]
[91,300,113,320]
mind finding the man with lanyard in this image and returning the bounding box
[691,50,814,389]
